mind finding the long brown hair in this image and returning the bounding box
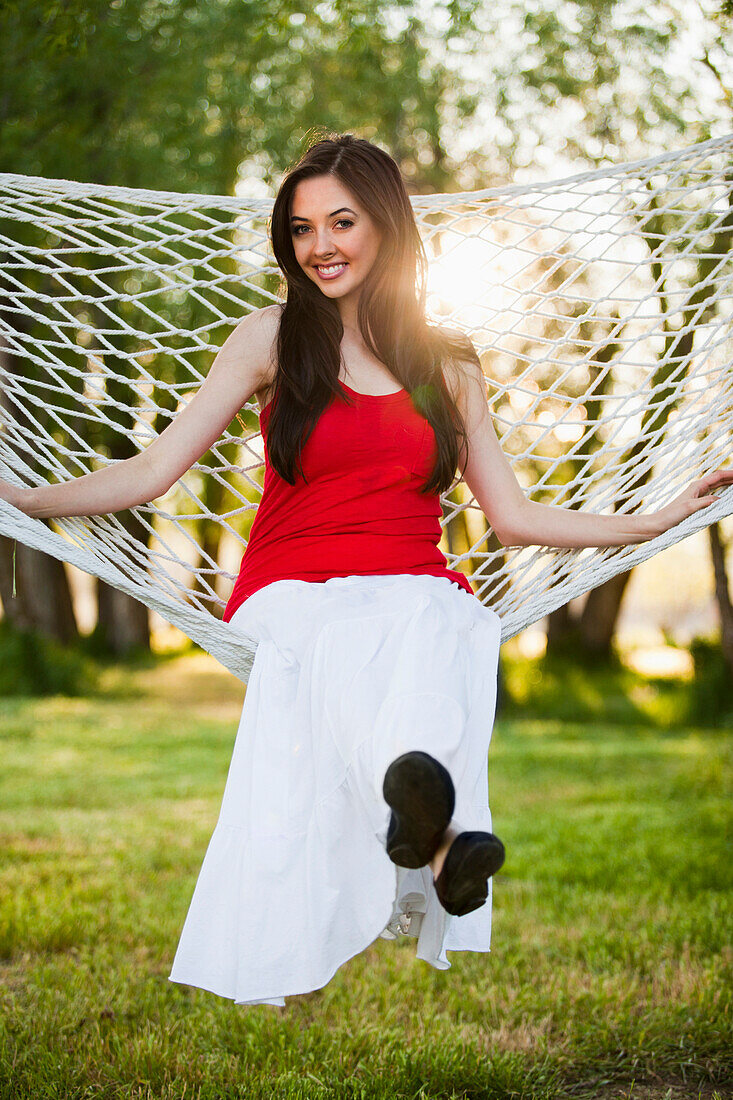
[265,132,479,495]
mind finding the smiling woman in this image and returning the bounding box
[260,137,489,497]
[290,186,381,292]
[1,132,730,1009]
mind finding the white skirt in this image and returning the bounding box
[167,573,502,1007]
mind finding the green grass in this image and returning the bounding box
[0,652,731,1099]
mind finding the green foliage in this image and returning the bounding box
[500,643,733,730]
[0,0,484,193]
[0,621,197,696]
[688,638,733,728]
[7,0,727,198]
[0,620,99,697]
[77,623,160,669]
[456,0,731,176]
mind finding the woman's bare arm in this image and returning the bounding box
[452,357,733,548]
[0,305,280,520]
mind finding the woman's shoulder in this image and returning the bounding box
[229,304,283,406]
[428,323,482,401]
[429,321,477,359]
[233,303,283,345]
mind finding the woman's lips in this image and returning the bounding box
[314,263,348,281]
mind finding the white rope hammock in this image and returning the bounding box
[1,134,732,682]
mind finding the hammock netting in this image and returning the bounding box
[0,133,732,681]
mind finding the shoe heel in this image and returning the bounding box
[434,831,505,917]
[383,751,455,868]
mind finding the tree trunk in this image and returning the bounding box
[577,570,632,659]
[546,570,631,660]
[0,274,80,643]
[195,521,225,618]
[709,521,733,677]
[83,302,153,656]
[0,537,79,643]
[0,538,34,632]
[546,602,573,648]
[96,578,150,656]
[94,512,150,655]
[544,181,733,664]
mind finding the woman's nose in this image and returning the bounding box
[313,229,336,257]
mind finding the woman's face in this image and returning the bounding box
[289,174,383,304]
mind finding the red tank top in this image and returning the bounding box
[222,378,474,622]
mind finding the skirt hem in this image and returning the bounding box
[167,896,494,1007]
[167,890,398,1007]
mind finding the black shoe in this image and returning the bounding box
[433,830,505,917]
[382,751,455,869]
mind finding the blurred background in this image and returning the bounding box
[0,0,731,717]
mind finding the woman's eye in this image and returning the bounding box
[292,220,353,237]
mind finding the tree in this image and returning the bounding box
[0,0,485,648]
[443,0,733,657]
[709,521,733,676]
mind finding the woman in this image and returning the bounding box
[1,134,730,1008]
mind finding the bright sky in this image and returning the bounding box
[419,0,731,184]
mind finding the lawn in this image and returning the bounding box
[0,650,730,1099]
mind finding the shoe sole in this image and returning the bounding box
[434,831,505,917]
[382,751,455,868]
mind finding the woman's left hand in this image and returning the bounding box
[649,467,733,537]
